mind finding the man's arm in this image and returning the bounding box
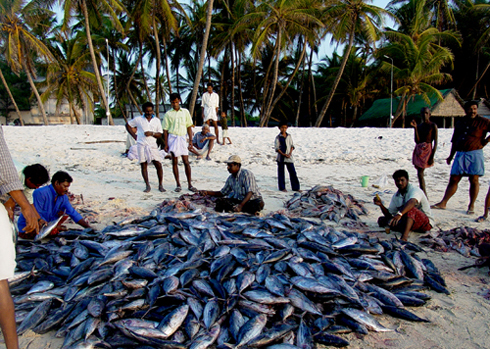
[125,122,137,141]
[429,124,438,165]
[373,196,392,218]
[187,126,193,147]
[410,119,420,143]
[446,142,456,165]
[10,190,39,234]
[199,190,224,197]
[163,130,169,152]
[390,198,418,226]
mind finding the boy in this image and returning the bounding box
[3,164,49,220]
[126,101,165,193]
[275,121,300,192]
[220,111,232,145]
[162,93,198,192]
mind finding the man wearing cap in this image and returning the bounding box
[199,155,265,214]
[432,100,490,214]
[189,124,216,161]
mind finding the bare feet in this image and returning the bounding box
[476,215,487,222]
[159,185,166,192]
[144,185,151,193]
[280,189,287,192]
[467,208,475,215]
[431,203,446,209]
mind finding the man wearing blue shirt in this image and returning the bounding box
[18,171,91,239]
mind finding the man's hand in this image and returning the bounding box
[390,214,402,227]
[5,206,13,221]
[410,119,417,128]
[446,156,453,165]
[234,204,243,212]
[285,154,291,158]
[164,145,169,152]
[21,205,39,234]
[373,196,382,206]
[38,219,47,228]
[198,190,208,196]
[144,131,154,137]
[428,156,434,166]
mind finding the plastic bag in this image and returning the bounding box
[371,174,389,189]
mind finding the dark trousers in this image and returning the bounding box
[277,162,300,191]
[215,197,265,215]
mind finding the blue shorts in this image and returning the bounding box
[450,149,485,176]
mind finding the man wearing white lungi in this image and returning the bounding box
[163,93,198,193]
[126,102,165,193]
[0,127,39,349]
[201,83,220,144]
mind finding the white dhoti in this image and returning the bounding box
[0,204,16,280]
[128,145,167,162]
[126,134,136,150]
[203,108,217,122]
[168,134,189,157]
[191,143,210,156]
[136,144,163,164]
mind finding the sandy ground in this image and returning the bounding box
[1,125,490,349]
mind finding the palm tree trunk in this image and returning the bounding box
[295,48,307,127]
[237,49,247,127]
[219,46,227,113]
[260,30,282,127]
[81,0,113,125]
[153,17,161,118]
[139,41,152,103]
[0,68,24,126]
[231,44,236,126]
[162,36,173,94]
[188,0,214,119]
[23,62,48,125]
[267,38,307,125]
[71,103,81,124]
[315,27,355,127]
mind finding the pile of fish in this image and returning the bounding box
[10,209,449,349]
[285,185,368,222]
[419,226,490,257]
[178,193,218,210]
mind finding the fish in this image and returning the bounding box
[341,308,393,332]
[35,215,64,241]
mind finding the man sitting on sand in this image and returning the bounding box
[374,169,434,241]
[199,155,264,215]
[17,171,91,239]
[189,124,216,161]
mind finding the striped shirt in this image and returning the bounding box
[0,127,23,195]
[220,168,262,200]
[162,108,193,136]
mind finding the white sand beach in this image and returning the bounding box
[2,125,490,349]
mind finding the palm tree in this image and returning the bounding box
[0,0,55,125]
[314,0,393,127]
[188,0,215,119]
[233,0,324,127]
[0,62,25,125]
[58,0,126,125]
[378,27,459,125]
[40,32,98,124]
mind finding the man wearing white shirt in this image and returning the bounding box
[201,83,220,144]
[374,169,434,241]
[126,102,165,193]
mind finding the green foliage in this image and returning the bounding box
[0,61,31,119]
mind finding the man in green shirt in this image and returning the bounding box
[162,93,197,193]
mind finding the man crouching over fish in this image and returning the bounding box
[17,171,91,239]
[374,169,434,241]
[199,155,265,215]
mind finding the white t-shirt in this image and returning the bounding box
[388,183,435,226]
[128,115,163,148]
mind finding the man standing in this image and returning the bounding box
[126,102,165,193]
[374,170,434,241]
[410,107,438,197]
[201,83,220,144]
[432,101,490,214]
[199,155,265,215]
[0,127,39,349]
[189,124,216,161]
[163,93,198,193]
